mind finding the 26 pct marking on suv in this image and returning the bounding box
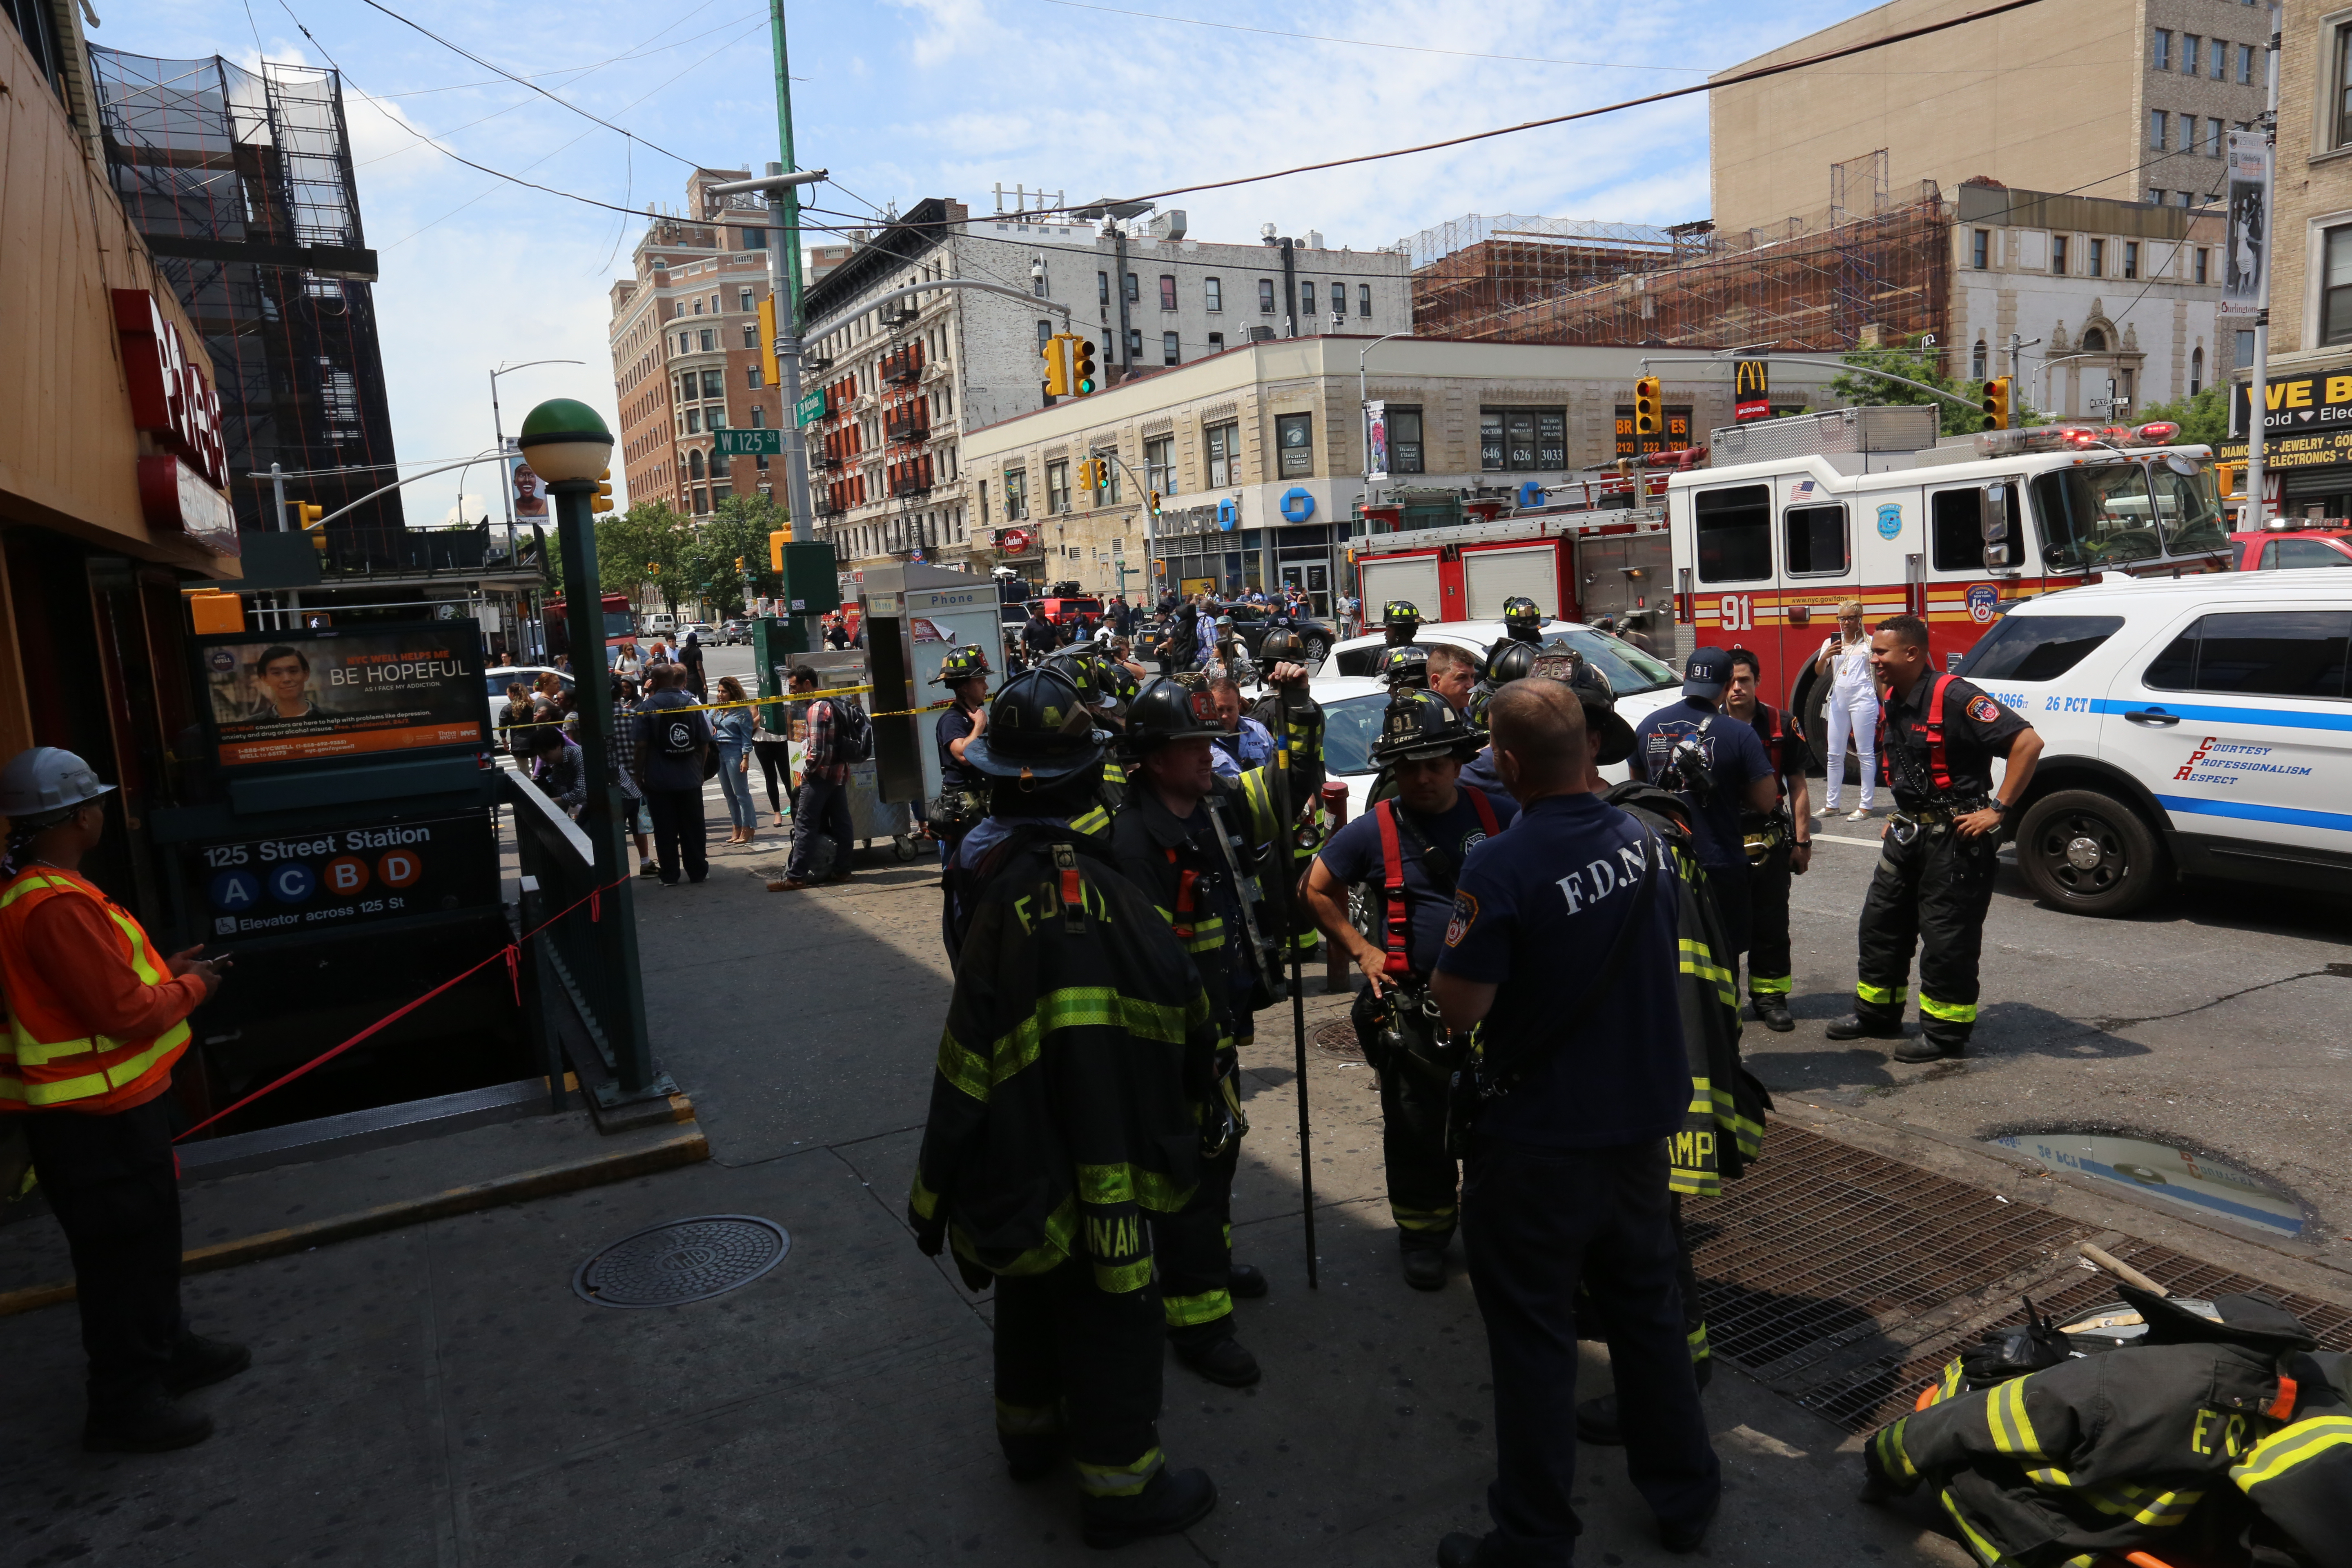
[2043,694,2094,713]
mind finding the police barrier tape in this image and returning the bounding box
[500,684,956,731]
[172,866,643,1143]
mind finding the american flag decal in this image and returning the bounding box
[1792,480,1816,499]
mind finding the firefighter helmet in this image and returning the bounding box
[1500,596,1544,642]
[1376,644,1429,690]
[1123,676,1225,751]
[1382,599,1422,646]
[1257,624,1307,663]
[1371,688,1481,766]
[1530,649,1635,766]
[1485,639,1538,686]
[957,668,1107,783]
[931,644,992,686]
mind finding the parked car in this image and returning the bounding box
[1327,617,1679,701]
[718,620,751,645]
[1951,571,2352,915]
[2230,524,2352,570]
[1218,602,1340,664]
[680,621,719,644]
[484,665,572,702]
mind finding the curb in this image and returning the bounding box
[0,1123,710,1320]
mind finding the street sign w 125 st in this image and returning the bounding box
[713,428,783,457]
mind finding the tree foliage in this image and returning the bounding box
[682,492,788,618]
[1824,334,2045,437]
[2135,383,2228,446]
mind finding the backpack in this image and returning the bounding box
[825,697,873,764]
[652,699,699,758]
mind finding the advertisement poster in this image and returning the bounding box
[506,439,550,524]
[1364,400,1389,482]
[2221,130,2269,318]
[189,812,500,940]
[200,623,488,768]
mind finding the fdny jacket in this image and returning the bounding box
[1107,773,1281,1045]
[909,825,1223,1293]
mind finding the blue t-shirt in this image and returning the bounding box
[1627,697,1768,871]
[1457,746,1516,819]
[1317,787,1516,978]
[936,706,979,791]
[1437,791,1688,1149]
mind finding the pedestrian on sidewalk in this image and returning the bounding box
[632,663,712,885]
[907,668,1222,1548]
[770,667,853,890]
[497,683,534,759]
[530,670,564,723]
[524,726,586,818]
[1815,600,1880,819]
[1429,682,1721,1565]
[752,686,794,830]
[679,631,707,699]
[711,676,758,847]
[0,747,245,1453]
[608,676,657,876]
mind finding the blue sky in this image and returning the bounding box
[91,0,1870,514]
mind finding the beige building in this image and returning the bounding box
[958,336,1836,610]
[1710,0,2267,237]
[2225,3,2352,518]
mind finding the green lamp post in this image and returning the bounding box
[517,399,664,1102]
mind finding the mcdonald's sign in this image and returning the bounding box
[1733,359,1771,423]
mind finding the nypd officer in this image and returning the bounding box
[1432,681,1719,1564]
[1829,614,2040,1062]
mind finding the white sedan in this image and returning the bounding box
[1306,618,1685,824]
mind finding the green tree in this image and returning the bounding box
[2135,383,2228,446]
[598,501,690,614]
[684,492,788,618]
[1823,334,2045,437]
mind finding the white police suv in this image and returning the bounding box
[1956,573,2351,915]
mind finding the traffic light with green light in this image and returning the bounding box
[1073,338,1097,395]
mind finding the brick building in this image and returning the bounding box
[608,169,786,519]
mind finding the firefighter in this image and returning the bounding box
[1829,614,2042,1062]
[1107,677,1286,1388]
[1626,647,1779,959]
[1376,644,1430,692]
[1497,595,1544,645]
[1461,644,1630,814]
[908,670,1223,1546]
[930,644,993,867]
[1301,690,1511,1290]
[1382,599,1425,649]
[0,747,245,1452]
[1721,646,1811,1032]
[1240,626,1331,976]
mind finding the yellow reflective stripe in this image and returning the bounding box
[1075,1447,1164,1497]
[909,1173,942,1221]
[1855,982,1907,1006]
[1873,1417,1918,1483]
[1390,1203,1456,1232]
[1677,939,1736,1006]
[2079,1483,2200,1525]
[941,988,1196,1106]
[1070,805,1111,836]
[1687,1324,1710,1362]
[1162,1287,1232,1326]
[936,1027,991,1102]
[4,1024,187,1107]
[10,1033,111,1067]
[106,906,166,985]
[1094,1257,1152,1293]
[2232,1415,2352,1490]
[1939,1489,2008,1566]
[1075,1162,1193,1212]
[976,1195,1081,1277]
[0,871,77,910]
[1748,973,1792,995]
[1920,995,1978,1023]
[995,1399,1060,1436]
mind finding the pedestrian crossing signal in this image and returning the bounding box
[769,529,790,570]
[1634,376,1661,437]
[1074,339,1097,395]
[1980,376,2011,431]
[1042,333,1071,397]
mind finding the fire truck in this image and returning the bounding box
[1353,407,2230,770]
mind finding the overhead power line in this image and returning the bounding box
[1038,0,1717,72]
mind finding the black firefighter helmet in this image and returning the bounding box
[1500,596,1544,643]
[1372,688,1482,766]
[932,644,992,686]
[1381,599,1422,646]
[1123,676,1226,753]
[1376,644,1430,691]
[1485,638,1539,686]
[1530,648,1635,766]
[958,668,1107,784]
[1257,622,1307,663]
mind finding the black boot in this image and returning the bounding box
[164,1332,252,1396]
[1895,1035,1965,1064]
[1227,1261,1267,1299]
[1826,1013,1904,1041]
[1753,996,1794,1033]
[83,1395,214,1454]
[1401,1249,1446,1292]
[999,1430,1060,1483]
[1173,1332,1261,1388]
[1080,1466,1217,1549]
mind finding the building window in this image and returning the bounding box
[1205,276,1222,312]
[1206,421,1239,486]
[1971,340,1987,379]
[739,288,754,312]
[2194,247,2210,285]
[2323,225,2352,345]
[2149,27,2169,70]
[2207,118,2223,157]
[2179,114,2196,154]
[2211,36,2227,78]
[1274,413,1313,478]
[702,369,725,399]
[699,329,715,352]
[2236,328,2256,364]
[2337,24,2352,147]
[2123,241,2138,279]
[1046,459,1070,514]
[693,300,704,314]
[2147,186,2166,205]
[1098,271,1110,305]
[1125,327,1143,361]
[1158,275,1177,310]
[1145,435,1176,493]
[1207,332,1225,354]
[2191,347,2205,394]
[678,332,691,354]
[686,409,701,434]
[1037,319,1054,355]
[748,364,764,389]
[1162,332,1180,365]
[2178,190,2196,208]
[1031,262,1048,298]
[1390,406,1424,474]
[1003,470,1027,519]
[693,487,708,514]
[751,407,765,428]
[688,448,705,478]
[1259,278,1276,312]
[1359,284,1372,318]
[2181,35,2198,75]
[1479,407,1569,470]
[1124,272,1139,302]
[2238,43,2253,85]
[2148,110,2166,150]
[2052,235,2069,274]
[1301,281,1317,317]
[978,479,989,524]
[742,323,758,350]
[2120,370,2134,405]
[1331,284,1347,317]
[1971,229,1989,269]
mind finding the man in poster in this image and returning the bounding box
[245,646,327,721]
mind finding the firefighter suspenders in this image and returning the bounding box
[1372,793,1499,976]
[1876,674,1957,796]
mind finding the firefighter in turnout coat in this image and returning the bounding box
[908,669,1225,1548]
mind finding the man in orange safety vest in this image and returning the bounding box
[0,747,241,1452]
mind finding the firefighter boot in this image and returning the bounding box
[1401,1248,1446,1292]
[1752,995,1794,1033]
[1826,1013,1905,1041]
[1080,1465,1217,1549]
[83,1394,214,1454]
[1172,1330,1261,1388]
[1227,1262,1267,1299]
[163,1331,252,1396]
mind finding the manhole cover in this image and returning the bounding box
[572,1215,790,1308]
[1312,1018,1362,1059]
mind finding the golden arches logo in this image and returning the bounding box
[1734,360,1770,399]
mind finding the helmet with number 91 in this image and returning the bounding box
[1371,688,1481,766]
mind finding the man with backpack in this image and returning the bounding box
[771,665,869,891]
[630,664,712,886]
[1301,689,1514,1292]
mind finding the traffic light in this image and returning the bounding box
[1042,333,1070,397]
[295,502,324,529]
[1633,376,1662,438]
[757,296,781,388]
[735,556,744,573]
[1073,338,1097,395]
[1149,490,1162,516]
[592,468,615,514]
[1980,376,2012,431]
[769,529,790,570]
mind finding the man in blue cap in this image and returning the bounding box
[1626,646,1778,957]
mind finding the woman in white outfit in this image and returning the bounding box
[1813,599,1880,818]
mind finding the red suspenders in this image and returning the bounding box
[1876,674,1957,793]
[1374,791,1499,976]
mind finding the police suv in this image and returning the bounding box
[1957,573,2351,915]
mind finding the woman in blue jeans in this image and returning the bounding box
[712,676,759,846]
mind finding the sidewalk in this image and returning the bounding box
[3,836,2335,1566]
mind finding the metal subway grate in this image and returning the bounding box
[1312,1018,1361,1060]
[1685,1126,2352,1434]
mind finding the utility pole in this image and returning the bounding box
[768,0,817,550]
[269,461,288,531]
[1280,236,1298,337]
[2245,10,2282,528]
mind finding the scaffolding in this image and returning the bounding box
[89,48,407,549]
[1408,181,1951,354]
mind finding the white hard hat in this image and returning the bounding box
[0,747,116,818]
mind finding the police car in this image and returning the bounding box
[1955,573,2351,916]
